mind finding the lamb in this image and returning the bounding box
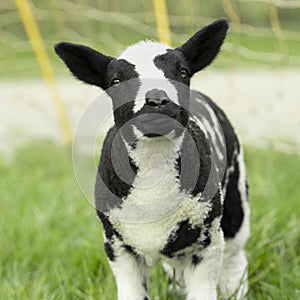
[55,18,250,300]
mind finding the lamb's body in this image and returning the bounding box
[55,18,250,300]
[95,91,249,299]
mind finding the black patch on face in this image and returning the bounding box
[154,49,190,85]
[154,50,191,113]
[105,59,140,130]
[104,242,115,261]
[106,59,139,88]
[161,219,201,257]
[221,156,244,238]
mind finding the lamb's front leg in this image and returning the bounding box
[105,239,149,300]
[183,230,224,300]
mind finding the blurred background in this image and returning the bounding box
[1,1,300,299]
[1,0,300,154]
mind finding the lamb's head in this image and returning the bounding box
[55,19,228,141]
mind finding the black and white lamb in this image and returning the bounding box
[55,19,250,300]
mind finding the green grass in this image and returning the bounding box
[0,142,299,299]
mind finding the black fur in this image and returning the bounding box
[106,59,139,88]
[221,156,244,238]
[196,92,244,238]
[54,42,112,88]
[104,242,115,261]
[176,120,211,196]
[161,219,201,257]
[123,244,140,260]
[203,189,223,227]
[176,19,229,75]
[201,232,212,249]
[95,126,138,213]
[161,188,223,258]
[192,254,203,266]
[105,61,140,130]
[199,92,240,176]
[97,212,122,247]
[154,49,190,86]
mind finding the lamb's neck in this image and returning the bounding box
[130,135,183,170]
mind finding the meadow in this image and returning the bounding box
[1,142,299,300]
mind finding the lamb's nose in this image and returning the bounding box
[145,89,170,107]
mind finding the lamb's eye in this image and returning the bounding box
[180,68,188,79]
[111,78,121,86]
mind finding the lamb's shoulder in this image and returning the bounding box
[95,125,138,212]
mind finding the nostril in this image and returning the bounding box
[146,98,170,107]
[146,98,159,107]
[160,99,169,106]
[145,89,170,107]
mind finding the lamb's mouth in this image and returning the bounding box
[137,112,180,136]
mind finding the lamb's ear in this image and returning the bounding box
[54,42,113,88]
[176,19,229,75]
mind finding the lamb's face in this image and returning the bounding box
[105,42,190,138]
[54,19,229,140]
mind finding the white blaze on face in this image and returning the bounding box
[118,41,179,113]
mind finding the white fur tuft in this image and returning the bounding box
[118,41,179,112]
